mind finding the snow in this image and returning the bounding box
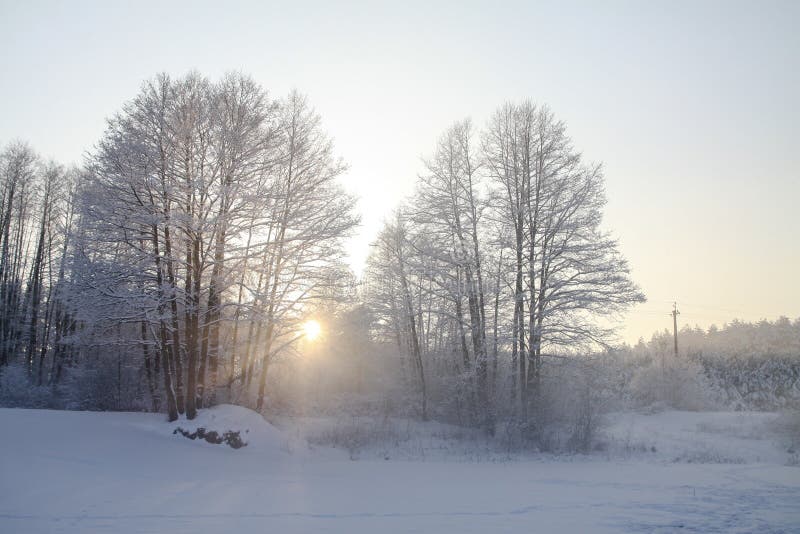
[167,403,306,454]
[604,410,794,465]
[1,406,798,533]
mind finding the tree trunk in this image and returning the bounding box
[163,224,186,416]
[152,225,178,421]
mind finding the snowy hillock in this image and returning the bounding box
[166,404,301,453]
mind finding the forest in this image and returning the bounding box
[0,72,798,453]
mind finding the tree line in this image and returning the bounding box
[1,72,647,434]
[0,143,78,387]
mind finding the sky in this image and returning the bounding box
[1,0,798,344]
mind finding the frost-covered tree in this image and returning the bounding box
[365,101,644,428]
[72,73,357,420]
[0,143,78,393]
[483,102,644,414]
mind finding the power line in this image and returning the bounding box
[649,299,790,318]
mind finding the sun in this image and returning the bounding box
[302,320,322,341]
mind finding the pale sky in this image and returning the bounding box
[1,0,798,344]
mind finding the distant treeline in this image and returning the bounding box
[619,317,800,410]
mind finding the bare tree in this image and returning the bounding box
[410,120,491,428]
[74,75,356,419]
[368,212,428,420]
[484,102,644,415]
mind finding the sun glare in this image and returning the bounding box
[303,320,322,341]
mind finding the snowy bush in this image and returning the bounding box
[0,355,151,412]
[628,356,720,411]
[61,355,148,412]
[501,357,613,453]
[305,415,408,459]
[0,364,59,409]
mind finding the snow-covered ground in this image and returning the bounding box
[1,406,798,533]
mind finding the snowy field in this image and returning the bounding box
[1,406,798,533]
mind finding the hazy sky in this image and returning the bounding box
[1,0,798,344]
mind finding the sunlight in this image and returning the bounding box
[303,320,322,341]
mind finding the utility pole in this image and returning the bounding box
[671,302,680,357]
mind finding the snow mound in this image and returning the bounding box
[168,404,306,454]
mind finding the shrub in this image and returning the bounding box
[0,364,59,408]
[517,357,612,453]
[629,356,720,411]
